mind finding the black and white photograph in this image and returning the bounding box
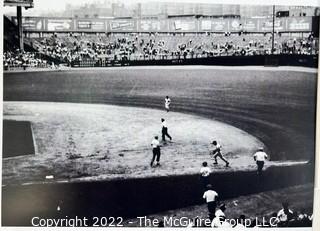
[1,0,319,229]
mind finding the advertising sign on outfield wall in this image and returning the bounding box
[171,20,197,31]
[109,20,136,32]
[242,18,259,32]
[139,20,169,32]
[77,20,105,31]
[229,19,243,31]
[200,19,228,32]
[287,17,312,31]
[16,16,314,33]
[46,18,73,31]
[260,18,286,31]
[13,17,44,31]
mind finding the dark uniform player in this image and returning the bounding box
[161,118,172,142]
[151,136,161,167]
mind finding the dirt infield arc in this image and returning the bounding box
[4,66,317,162]
[3,102,265,184]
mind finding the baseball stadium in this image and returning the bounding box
[2,0,319,228]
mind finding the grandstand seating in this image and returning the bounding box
[4,20,318,69]
[23,32,316,63]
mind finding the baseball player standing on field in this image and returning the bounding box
[150,136,161,167]
[210,140,230,167]
[165,96,171,112]
[161,118,172,142]
[253,147,268,175]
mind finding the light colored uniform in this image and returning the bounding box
[165,97,171,111]
[200,167,211,177]
[151,139,160,148]
[150,138,161,166]
[203,189,218,214]
[253,150,268,174]
[162,120,167,128]
[253,151,268,161]
[203,190,218,203]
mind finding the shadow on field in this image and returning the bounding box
[2,163,314,226]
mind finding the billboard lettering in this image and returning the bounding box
[172,20,197,31]
[77,20,105,31]
[287,17,312,31]
[110,20,135,31]
[47,19,73,31]
[14,16,315,33]
[242,19,259,31]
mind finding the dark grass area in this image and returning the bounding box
[123,183,314,227]
[1,164,314,226]
[3,68,317,161]
[2,120,35,158]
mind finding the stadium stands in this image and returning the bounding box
[13,32,315,67]
[3,14,318,69]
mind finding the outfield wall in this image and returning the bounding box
[71,54,319,68]
[11,16,316,33]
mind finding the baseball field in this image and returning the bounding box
[2,65,317,226]
[3,65,317,184]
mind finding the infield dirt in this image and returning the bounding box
[4,66,316,162]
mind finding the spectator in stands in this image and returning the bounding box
[277,201,294,227]
[6,32,319,68]
[211,203,230,227]
[211,215,231,228]
[233,214,247,228]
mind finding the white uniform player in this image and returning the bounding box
[165,96,171,112]
[253,147,268,175]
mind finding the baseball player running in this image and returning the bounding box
[161,118,172,142]
[210,140,230,167]
[253,147,268,175]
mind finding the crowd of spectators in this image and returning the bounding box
[24,32,318,65]
[3,51,54,70]
[4,32,318,69]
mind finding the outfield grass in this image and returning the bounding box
[4,67,316,161]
